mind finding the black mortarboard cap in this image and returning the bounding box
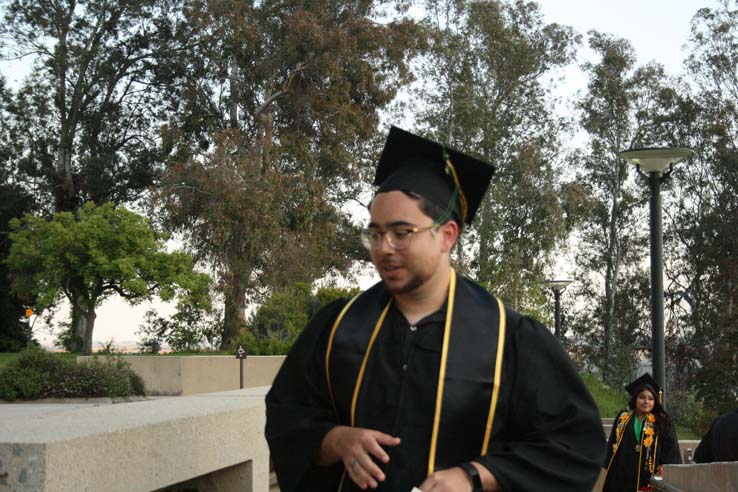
[625,373,661,397]
[373,126,495,225]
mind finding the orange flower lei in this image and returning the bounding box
[615,412,630,440]
[612,412,657,456]
[642,414,656,448]
[612,411,632,453]
[643,413,658,474]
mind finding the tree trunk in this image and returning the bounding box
[229,56,239,129]
[75,301,97,355]
[55,145,76,212]
[603,155,623,382]
[220,272,247,349]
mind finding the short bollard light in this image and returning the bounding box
[236,344,248,389]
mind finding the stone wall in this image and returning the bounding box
[77,355,286,396]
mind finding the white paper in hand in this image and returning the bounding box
[410,488,424,492]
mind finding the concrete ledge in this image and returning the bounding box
[5,396,148,405]
[77,355,285,396]
[0,387,270,492]
[657,462,738,492]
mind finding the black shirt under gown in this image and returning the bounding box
[603,411,681,492]
[266,277,605,492]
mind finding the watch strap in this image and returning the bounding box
[458,462,483,492]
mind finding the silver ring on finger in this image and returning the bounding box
[350,458,359,468]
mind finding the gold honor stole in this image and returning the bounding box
[325,268,506,485]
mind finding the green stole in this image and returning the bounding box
[325,269,506,479]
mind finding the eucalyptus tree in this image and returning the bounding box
[663,1,738,411]
[0,0,181,212]
[572,32,687,384]
[155,0,423,347]
[412,0,578,311]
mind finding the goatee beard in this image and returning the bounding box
[382,274,426,295]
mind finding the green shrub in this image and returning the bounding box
[0,348,145,400]
[0,367,44,401]
[231,283,358,355]
[14,347,72,374]
[67,359,129,397]
[126,368,146,396]
[230,329,293,356]
[111,356,146,396]
[667,388,704,433]
[694,407,719,436]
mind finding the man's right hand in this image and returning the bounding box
[318,425,401,489]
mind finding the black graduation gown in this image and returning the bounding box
[266,276,605,492]
[603,411,682,492]
[694,408,738,463]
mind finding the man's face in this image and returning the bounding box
[367,191,452,295]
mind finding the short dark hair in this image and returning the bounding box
[406,191,463,233]
[368,190,463,232]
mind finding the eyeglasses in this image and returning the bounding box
[360,224,438,250]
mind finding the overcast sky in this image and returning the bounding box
[13,0,720,348]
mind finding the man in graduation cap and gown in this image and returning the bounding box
[603,374,681,492]
[694,407,738,463]
[265,126,605,492]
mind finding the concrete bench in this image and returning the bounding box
[0,387,270,492]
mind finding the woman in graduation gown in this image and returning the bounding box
[603,374,682,492]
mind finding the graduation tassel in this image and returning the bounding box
[441,146,469,224]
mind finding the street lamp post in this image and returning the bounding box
[541,279,574,340]
[618,147,694,402]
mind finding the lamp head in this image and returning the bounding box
[618,147,695,173]
[541,279,574,293]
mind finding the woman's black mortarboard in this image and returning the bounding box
[373,126,495,225]
[625,373,661,399]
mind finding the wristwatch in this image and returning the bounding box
[458,462,483,492]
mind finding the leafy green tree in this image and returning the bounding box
[413,0,578,310]
[6,202,211,355]
[155,0,422,347]
[0,0,181,212]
